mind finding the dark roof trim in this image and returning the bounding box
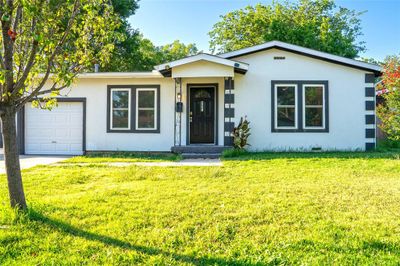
[159,69,172,77]
[234,68,247,75]
[225,45,382,76]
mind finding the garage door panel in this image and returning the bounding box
[38,144,56,153]
[25,102,84,155]
[55,144,69,152]
[55,128,70,138]
[26,115,54,126]
[70,113,82,122]
[69,144,83,152]
[54,114,70,124]
[25,144,40,152]
[70,128,82,139]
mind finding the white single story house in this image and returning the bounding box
[15,41,382,155]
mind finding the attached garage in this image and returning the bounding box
[24,99,86,155]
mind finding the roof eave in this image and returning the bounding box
[75,71,163,79]
[155,53,249,74]
[220,41,382,75]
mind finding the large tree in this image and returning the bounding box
[104,31,199,72]
[209,0,365,58]
[377,55,400,140]
[103,0,198,72]
[0,0,120,209]
[156,40,198,63]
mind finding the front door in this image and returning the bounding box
[189,87,215,144]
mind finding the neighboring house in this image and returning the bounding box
[14,41,381,155]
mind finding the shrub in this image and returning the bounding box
[377,55,400,140]
[232,116,251,150]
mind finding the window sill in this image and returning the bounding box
[272,128,329,133]
[107,129,160,134]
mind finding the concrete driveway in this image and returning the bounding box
[0,149,71,174]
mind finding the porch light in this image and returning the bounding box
[176,92,183,112]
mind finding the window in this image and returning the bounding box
[110,89,130,130]
[275,85,297,129]
[272,81,328,132]
[303,85,325,129]
[136,88,157,130]
[107,85,160,133]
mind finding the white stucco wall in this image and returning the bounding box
[35,48,375,153]
[172,61,234,78]
[58,78,176,152]
[233,48,374,151]
[54,76,226,152]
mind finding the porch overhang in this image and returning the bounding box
[155,53,249,78]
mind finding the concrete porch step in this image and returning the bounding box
[171,145,230,154]
[181,153,221,159]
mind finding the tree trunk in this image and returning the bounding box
[1,109,27,210]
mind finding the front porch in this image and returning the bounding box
[154,53,248,152]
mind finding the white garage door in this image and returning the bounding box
[25,102,84,155]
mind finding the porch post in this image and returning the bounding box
[224,77,235,146]
[174,78,183,146]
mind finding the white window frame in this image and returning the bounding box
[275,84,298,129]
[302,84,325,130]
[110,88,131,130]
[136,88,157,130]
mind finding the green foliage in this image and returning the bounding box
[157,40,198,63]
[232,116,251,150]
[0,0,121,109]
[1,152,400,264]
[221,148,249,158]
[377,55,400,140]
[209,0,365,58]
[360,57,383,65]
[376,139,400,152]
[104,35,199,72]
[0,0,122,209]
[111,0,139,19]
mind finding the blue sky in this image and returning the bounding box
[129,0,400,61]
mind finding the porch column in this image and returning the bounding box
[224,77,235,146]
[174,78,182,146]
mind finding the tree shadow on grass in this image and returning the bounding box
[27,209,260,266]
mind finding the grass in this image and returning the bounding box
[1,152,400,265]
[63,151,181,163]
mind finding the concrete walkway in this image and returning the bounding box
[0,149,71,174]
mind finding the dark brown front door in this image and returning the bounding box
[189,87,215,144]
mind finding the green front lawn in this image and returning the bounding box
[1,152,400,265]
[63,151,181,163]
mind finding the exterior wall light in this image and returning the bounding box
[176,93,183,112]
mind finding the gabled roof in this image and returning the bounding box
[219,40,382,75]
[155,53,249,77]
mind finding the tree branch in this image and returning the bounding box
[1,0,15,95]
[0,53,6,70]
[16,0,81,108]
[12,18,38,95]
[12,4,22,31]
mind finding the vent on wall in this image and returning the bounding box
[274,56,286,60]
